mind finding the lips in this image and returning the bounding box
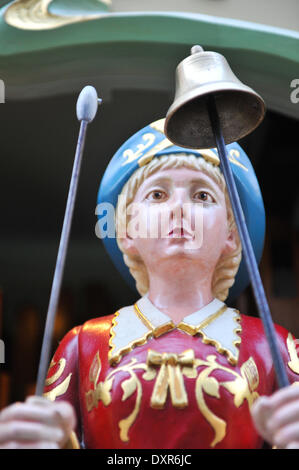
[168,226,194,239]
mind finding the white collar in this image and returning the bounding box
[109,295,241,366]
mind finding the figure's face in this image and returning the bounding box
[122,166,237,276]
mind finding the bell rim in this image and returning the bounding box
[165,82,266,148]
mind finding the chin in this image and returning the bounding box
[159,242,204,259]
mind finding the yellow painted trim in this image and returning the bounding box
[134,303,155,330]
[64,431,80,449]
[109,305,241,366]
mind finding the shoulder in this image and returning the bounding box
[238,312,294,363]
[239,312,290,340]
[79,304,139,334]
[56,305,134,348]
[52,313,117,357]
[80,313,115,332]
[52,325,82,358]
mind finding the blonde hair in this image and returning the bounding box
[116,154,242,301]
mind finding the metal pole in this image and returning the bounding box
[207,95,289,389]
[35,86,100,396]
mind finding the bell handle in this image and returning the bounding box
[207,94,289,389]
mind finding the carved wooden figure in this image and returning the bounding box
[1,119,299,449]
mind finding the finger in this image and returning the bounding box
[268,401,299,432]
[26,396,76,427]
[273,422,299,449]
[0,402,66,427]
[0,440,59,449]
[26,397,76,435]
[52,403,76,447]
[52,401,76,435]
[52,400,76,423]
[267,385,299,410]
[0,402,22,422]
[0,399,76,447]
[285,442,299,449]
[0,421,64,444]
[250,396,274,440]
[26,396,53,407]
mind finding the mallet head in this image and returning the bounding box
[76,85,101,123]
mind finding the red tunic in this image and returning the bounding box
[44,312,299,449]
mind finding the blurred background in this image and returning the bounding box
[0,0,298,407]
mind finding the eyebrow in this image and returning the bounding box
[140,175,221,192]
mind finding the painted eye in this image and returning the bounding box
[193,191,214,203]
[146,190,167,201]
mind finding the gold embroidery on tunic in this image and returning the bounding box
[86,355,146,442]
[45,358,66,386]
[85,350,259,447]
[43,374,72,401]
[193,355,259,447]
[43,358,72,401]
[144,349,195,409]
[241,356,259,392]
[287,333,299,375]
[85,351,113,412]
[89,351,101,386]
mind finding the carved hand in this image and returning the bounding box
[251,386,299,449]
[0,396,76,449]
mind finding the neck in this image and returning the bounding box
[147,263,214,324]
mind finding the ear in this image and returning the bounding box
[222,228,239,256]
[119,231,140,256]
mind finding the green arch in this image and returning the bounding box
[0,8,298,118]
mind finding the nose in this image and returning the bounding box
[169,188,189,225]
[170,188,189,209]
[168,188,200,235]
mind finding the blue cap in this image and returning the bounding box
[97,118,265,302]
